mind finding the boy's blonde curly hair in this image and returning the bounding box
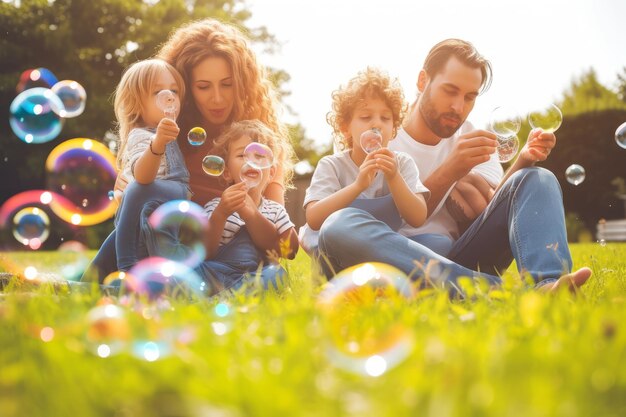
[327,67,407,150]
[211,120,289,186]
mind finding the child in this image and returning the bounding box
[198,120,299,291]
[112,59,190,271]
[300,67,430,267]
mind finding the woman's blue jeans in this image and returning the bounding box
[318,167,571,294]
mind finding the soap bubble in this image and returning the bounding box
[127,257,209,301]
[9,87,65,144]
[187,127,206,146]
[12,207,50,249]
[148,200,208,268]
[239,161,262,189]
[16,68,58,93]
[360,128,383,154]
[156,90,177,119]
[318,262,415,376]
[202,155,225,176]
[528,104,562,133]
[243,142,274,169]
[46,138,117,226]
[51,80,87,118]
[565,164,585,186]
[489,106,522,137]
[496,134,519,163]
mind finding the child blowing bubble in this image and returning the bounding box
[111,59,191,271]
[198,120,299,291]
[301,67,430,273]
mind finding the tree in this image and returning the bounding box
[0,0,324,248]
[558,68,626,116]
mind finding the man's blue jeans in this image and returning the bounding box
[318,167,571,293]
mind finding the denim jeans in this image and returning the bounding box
[317,167,571,294]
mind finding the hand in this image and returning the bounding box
[372,148,398,181]
[519,128,556,164]
[443,130,497,180]
[446,172,495,227]
[215,182,248,218]
[354,152,379,191]
[238,192,258,221]
[152,118,180,152]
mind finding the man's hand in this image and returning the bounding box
[443,130,497,181]
[445,172,495,229]
[518,128,557,164]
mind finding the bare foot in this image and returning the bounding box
[539,267,592,294]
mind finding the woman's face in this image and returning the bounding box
[190,56,235,127]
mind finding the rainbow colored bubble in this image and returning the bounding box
[45,138,118,226]
[10,87,65,144]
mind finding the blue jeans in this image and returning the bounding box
[194,228,285,294]
[81,179,188,283]
[318,167,570,293]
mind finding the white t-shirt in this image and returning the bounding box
[389,122,503,240]
[303,149,430,220]
[204,197,294,246]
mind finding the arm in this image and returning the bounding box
[203,183,248,259]
[305,155,378,230]
[264,162,285,205]
[133,118,180,184]
[238,195,295,256]
[445,173,495,230]
[423,130,497,215]
[374,149,427,227]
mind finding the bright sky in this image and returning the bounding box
[247,0,626,149]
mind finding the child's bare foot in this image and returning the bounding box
[539,267,592,294]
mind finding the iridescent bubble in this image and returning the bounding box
[127,257,209,301]
[565,164,585,186]
[244,142,274,169]
[16,68,58,93]
[317,262,415,376]
[103,271,134,288]
[496,134,519,163]
[156,90,177,119]
[528,104,563,133]
[360,128,383,154]
[240,161,262,189]
[615,121,626,149]
[51,80,87,118]
[46,138,117,226]
[9,87,65,144]
[202,155,225,176]
[489,106,522,137]
[187,127,206,146]
[58,240,89,281]
[12,207,50,249]
[0,191,54,245]
[148,200,208,268]
[86,304,130,357]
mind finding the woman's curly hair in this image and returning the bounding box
[157,18,294,186]
[327,67,407,150]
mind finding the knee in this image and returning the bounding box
[319,208,365,246]
[510,167,562,196]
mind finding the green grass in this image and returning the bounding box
[1,244,625,417]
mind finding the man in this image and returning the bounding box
[318,39,591,293]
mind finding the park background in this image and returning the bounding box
[1,0,626,249]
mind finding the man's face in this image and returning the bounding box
[418,56,483,138]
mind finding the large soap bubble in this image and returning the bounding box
[317,262,415,377]
[9,87,65,144]
[46,138,118,226]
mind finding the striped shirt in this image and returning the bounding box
[204,197,294,246]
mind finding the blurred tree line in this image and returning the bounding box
[0,0,327,249]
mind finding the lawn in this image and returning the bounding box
[0,243,625,417]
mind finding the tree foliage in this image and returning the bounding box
[558,68,626,116]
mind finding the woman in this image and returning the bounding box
[83,18,295,283]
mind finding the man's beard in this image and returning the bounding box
[418,85,465,138]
